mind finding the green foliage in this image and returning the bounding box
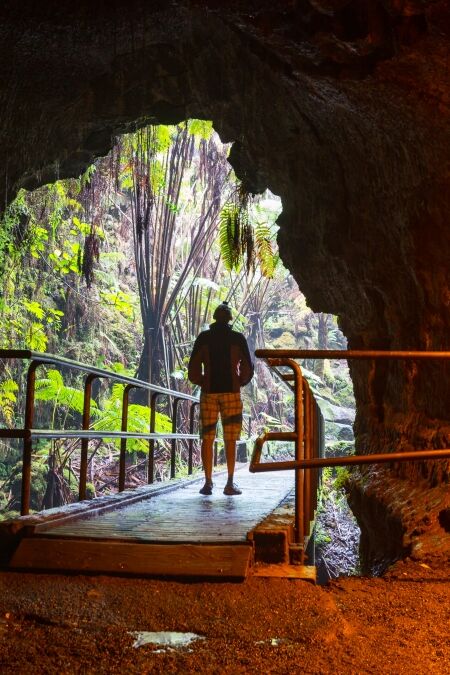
[219,190,279,277]
[35,369,91,414]
[25,323,48,351]
[92,383,172,453]
[99,290,136,320]
[219,201,247,272]
[0,379,19,427]
[34,373,172,455]
[334,467,351,492]
[255,222,277,278]
[187,119,214,141]
[0,189,30,278]
[49,242,82,275]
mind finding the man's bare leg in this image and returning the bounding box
[224,439,236,482]
[199,437,214,494]
[201,438,214,482]
[223,438,242,495]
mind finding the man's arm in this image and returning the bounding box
[239,334,254,386]
[188,335,204,386]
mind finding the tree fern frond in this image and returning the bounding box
[219,202,241,271]
[255,222,277,278]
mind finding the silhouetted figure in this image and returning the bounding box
[188,302,254,495]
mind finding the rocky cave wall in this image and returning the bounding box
[0,0,449,567]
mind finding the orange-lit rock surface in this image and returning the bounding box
[0,563,449,674]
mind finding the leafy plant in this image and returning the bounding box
[92,383,172,453]
[0,379,19,427]
[219,189,252,273]
[35,369,91,423]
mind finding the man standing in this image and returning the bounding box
[188,302,254,495]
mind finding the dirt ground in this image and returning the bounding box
[0,560,448,674]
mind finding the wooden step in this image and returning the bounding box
[9,537,252,578]
[252,562,316,582]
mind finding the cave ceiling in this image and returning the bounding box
[0,0,449,368]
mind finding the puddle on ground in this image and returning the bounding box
[130,631,205,652]
[255,638,287,646]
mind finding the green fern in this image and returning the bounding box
[0,379,19,427]
[92,383,172,453]
[219,187,253,272]
[219,203,241,271]
[35,369,91,415]
[255,222,278,278]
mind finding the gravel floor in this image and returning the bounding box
[0,560,449,674]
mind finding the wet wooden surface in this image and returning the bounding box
[40,466,295,544]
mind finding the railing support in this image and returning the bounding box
[79,373,101,501]
[119,384,135,492]
[21,360,42,515]
[303,379,312,538]
[149,392,163,484]
[291,360,304,555]
[188,401,199,475]
[266,359,305,550]
[171,398,182,479]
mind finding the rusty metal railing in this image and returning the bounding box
[250,350,450,564]
[0,350,202,515]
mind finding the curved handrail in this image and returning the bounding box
[251,349,450,564]
[0,349,198,402]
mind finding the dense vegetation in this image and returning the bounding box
[0,120,354,518]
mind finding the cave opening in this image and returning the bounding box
[0,115,362,577]
[1,0,449,575]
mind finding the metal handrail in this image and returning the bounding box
[256,349,450,360]
[0,350,202,515]
[0,349,253,516]
[0,430,199,441]
[0,349,198,401]
[250,350,450,564]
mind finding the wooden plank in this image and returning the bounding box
[252,563,316,583]
[9,538,252,578]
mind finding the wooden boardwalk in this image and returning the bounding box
[1,466,305,579]
[41,467,295,542]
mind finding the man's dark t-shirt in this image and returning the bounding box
[188,323,254,393]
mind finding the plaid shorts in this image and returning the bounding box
[200,392,243,442]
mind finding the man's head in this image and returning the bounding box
[213,301,232,324]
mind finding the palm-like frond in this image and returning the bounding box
[219,188,254,272]
[255,222,278,278]
[35,369,91,414]
[91,383,172,453]
[219,203,242,271]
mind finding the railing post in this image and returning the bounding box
[149,392,162,484]
[188,401,199,475]
[171,397,181,479]
[311,398,319,515]
[119,384,135,492]
[291,361,304,557]
[21,360,41,516]
[79,373,99,501]
[303,380,312,539]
